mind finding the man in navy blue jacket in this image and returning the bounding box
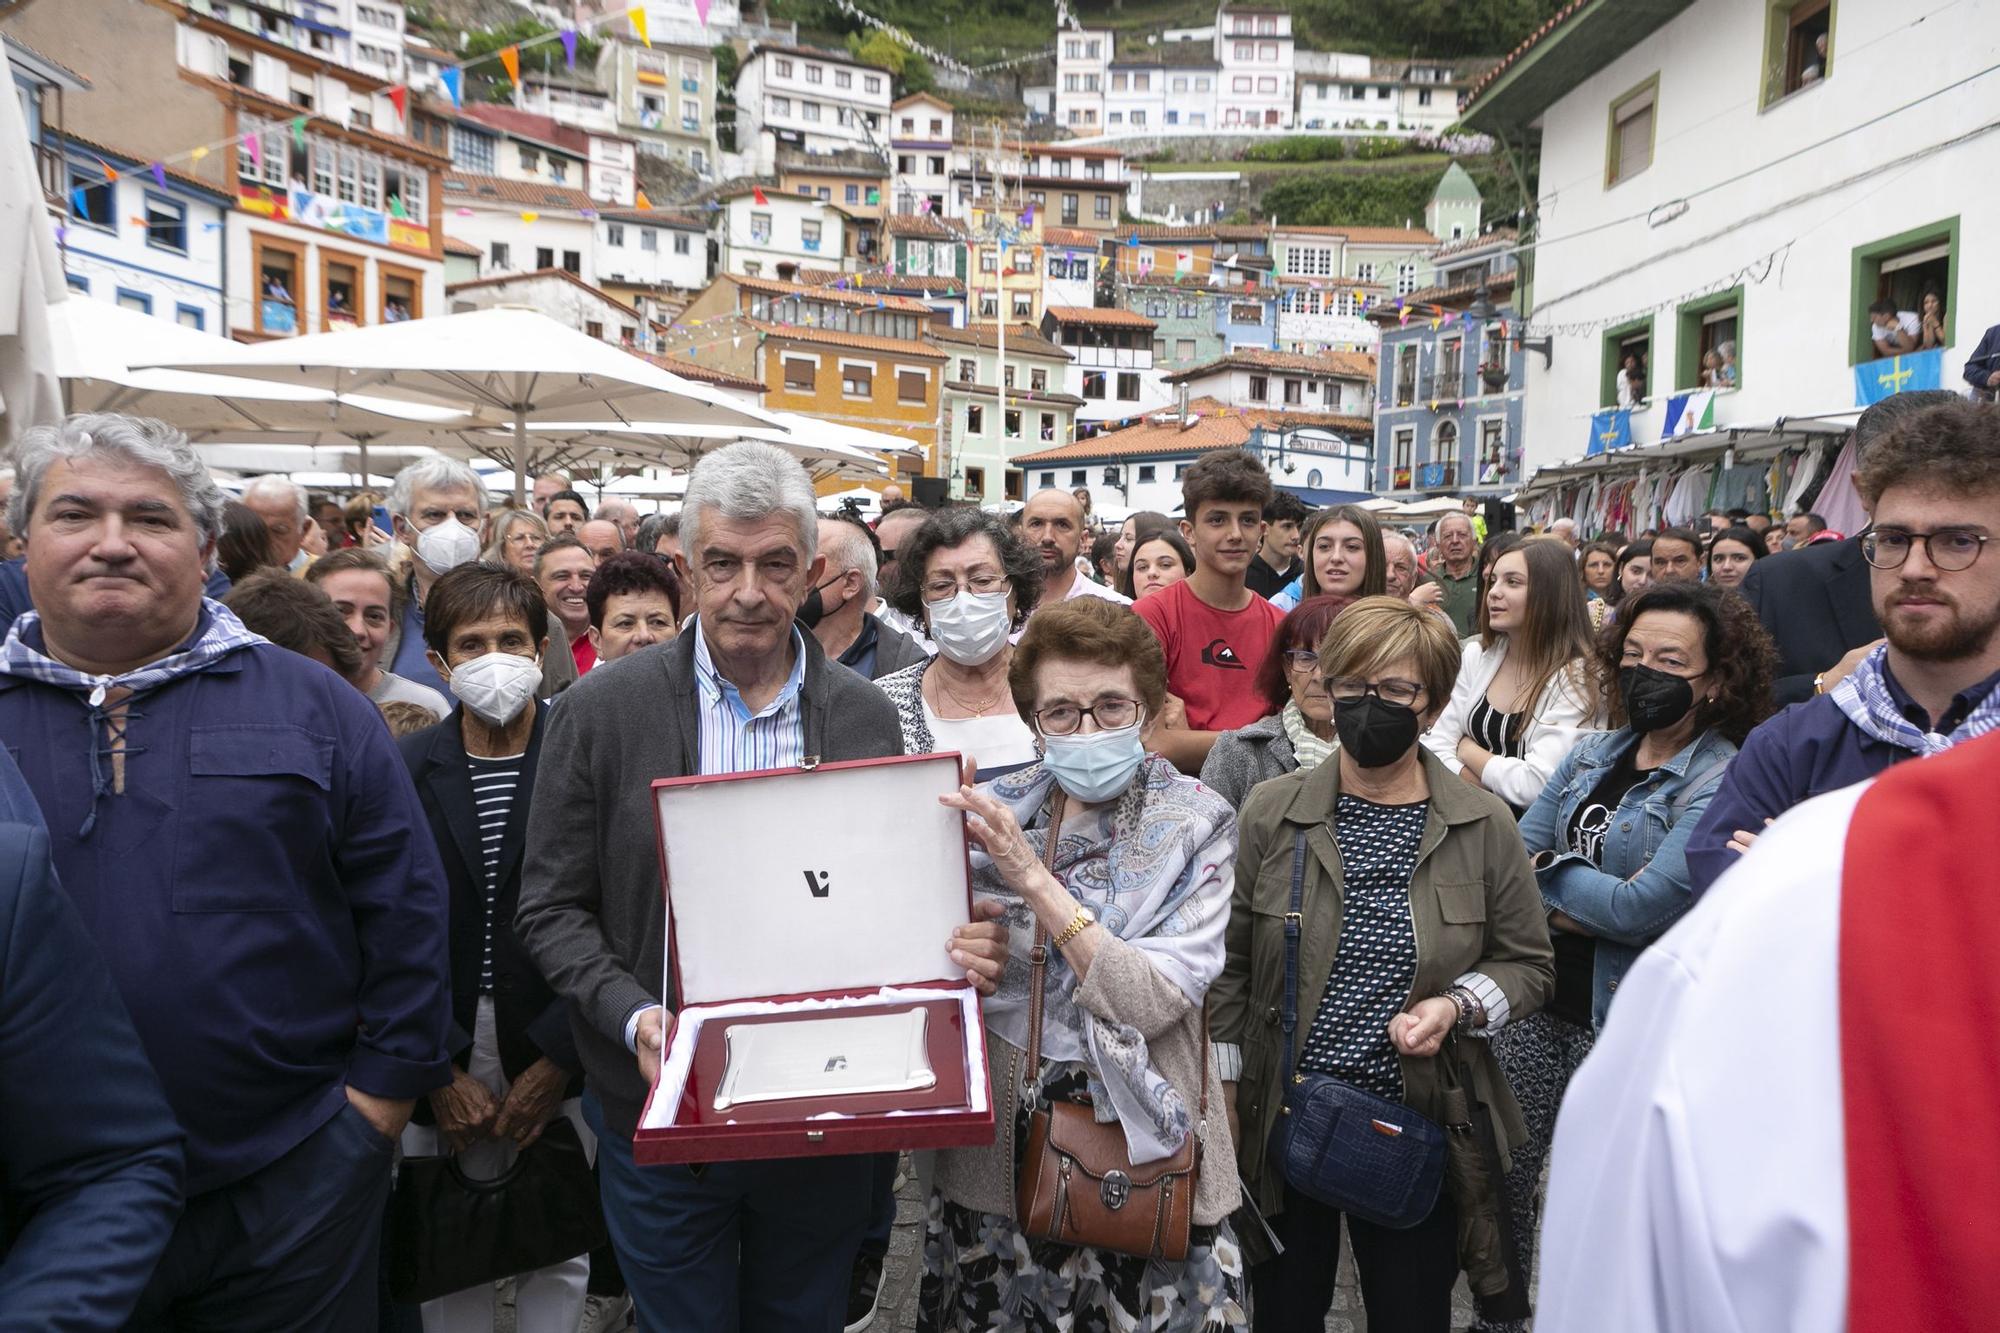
[0,414,452,1330]
[1965,319,2000,401]
[0,809,185,1332]
[1689,398,2000,895]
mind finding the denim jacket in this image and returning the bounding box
[1517,727,1737,1029]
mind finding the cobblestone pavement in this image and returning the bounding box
[873,1159,1478,1332]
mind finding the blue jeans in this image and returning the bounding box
[130,1100,396,1332]
[586,1094,874,1333]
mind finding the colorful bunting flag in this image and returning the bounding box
[521,211,540,223]
[292,116,307,150]
[70,187,89,221]
[635,188,653,209]
[244,132,262,169]
[150,162,167,189]
[190,145,208,162]
[388,196,407,219]
[629,6,652,46]
[441,67,462,107]
[499,45,521,89]
[693,0,712,24]
[916,197,932,214]
[389,86,408,120]
[560,29,578,68]
[752,186,769,206]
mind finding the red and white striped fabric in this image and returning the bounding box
[1534,730,2000,1333]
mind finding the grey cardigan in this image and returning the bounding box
[1199,713,1300,809]
[514,626,903,1139]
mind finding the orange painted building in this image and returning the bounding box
[677,272,946,479]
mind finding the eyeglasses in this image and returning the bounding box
[1033,697,1141,736]
[922,571,1008,602]
[1324,676,1424,708]
[1861,526,1992,572]
[1282,648,1320,674]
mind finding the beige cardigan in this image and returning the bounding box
[931,934,1241,1228]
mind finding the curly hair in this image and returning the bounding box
[584,550,682,627]
[1596,581,1776,745]
[885,506,1043,628]
[1179,448,1273,520]
[1854,398,2000,505]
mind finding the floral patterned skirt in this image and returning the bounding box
[916,1191,1250,1333]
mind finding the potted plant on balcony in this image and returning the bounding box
[1479,359,1509,392]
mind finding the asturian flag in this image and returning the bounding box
[1534,731,2000,1333]
[1587,409,1632,455]
[1855,347,1944,406]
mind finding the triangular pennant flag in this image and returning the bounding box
[389,85,408,120]
[70,186,89,221]
[693,0,713,24]
[150,162,167,189]
[499,45,521,88]
[388,196,407,219]
[244,132,262,168]
[635,188,653,209]
[190,145,209,162]
[752,186,769,206]
[560,30,578,68]
[629,6,652,46]
[521,210,539,223]
[917,197,932,214]
[441,67,462,107]
[292,116,307,150]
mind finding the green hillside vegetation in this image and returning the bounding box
[1255,156,1528,230]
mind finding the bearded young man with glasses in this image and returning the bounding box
[1687,398,2000,896]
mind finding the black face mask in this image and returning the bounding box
[1334,695,1422,768]
[795,577,844,630]
[1620,664,1697,734]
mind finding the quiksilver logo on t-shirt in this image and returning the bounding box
[1200,639,1246,670]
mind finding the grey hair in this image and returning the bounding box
[680,442,819,565]
[634,512,674,554]
[242,473,308,519]
[819,515,879,603]
[481,506,548,561]
[1437,510,1476,537]
[388,455,488,519]
[10,414,227,571]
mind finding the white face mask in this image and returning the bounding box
[444,650,541,726]
[926,589,1012,666]
[415,515,481,575]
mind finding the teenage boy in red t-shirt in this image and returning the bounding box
[1135,449,1288,773]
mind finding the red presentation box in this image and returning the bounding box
[634,751,996,1165]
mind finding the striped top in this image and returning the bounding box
[466,750,526,992]
[691,619,808,776]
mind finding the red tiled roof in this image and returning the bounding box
[447,268,647,322]
[456,104,599,157]
[1014,141,1126,159]
[1116,223,1218,242]
[1041,227,1106,248]
[597,207,708,228]
[640,353,764,393]
[443,172,600,212]
[1275,225,1438,245]
[442,235,482,256]
[885,212,969,239]
[891,91,953,111]
[748,320,945,360]
[729,273,933,313]
[929,322,1072,359]
[1464,0,1590,104]
[1044,305,1156,329]
[1015,396,1370,462]
[1162,348,1377,383]
[791,266,966,296]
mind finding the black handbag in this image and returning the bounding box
[1273,831,1448,1231]
[388,1116,609,1304]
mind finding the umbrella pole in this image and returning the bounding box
[356,433,371,491]
[513,411,528,508]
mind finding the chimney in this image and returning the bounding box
[1177,379,1190,428]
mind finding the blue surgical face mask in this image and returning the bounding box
[1041,719,1147,803]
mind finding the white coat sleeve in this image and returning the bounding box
[1479,669,1601,810]
[1420,639,1485,773]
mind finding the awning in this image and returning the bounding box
[1517,412,1855,498]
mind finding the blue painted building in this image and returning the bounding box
[1369,230,1527,496]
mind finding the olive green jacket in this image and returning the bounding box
[1210,747,1555,1220]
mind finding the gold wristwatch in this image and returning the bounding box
[1052,905,1096,949]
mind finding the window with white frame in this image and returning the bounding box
[864,75,882,93]
[775,58,793,77]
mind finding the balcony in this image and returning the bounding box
[1415,461,1456,489]
[1419,372,1466,402]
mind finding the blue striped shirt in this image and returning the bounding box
[692,619,809,775]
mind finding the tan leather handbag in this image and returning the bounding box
[1013,792,1203,1263]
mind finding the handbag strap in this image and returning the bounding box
[1281,829,1306,1093]
[1021,790,1066,1095]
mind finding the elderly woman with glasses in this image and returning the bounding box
[877,507,1046,778]
[922,597,1247,1331]
[1200,595,1356,808]
[1212,597,1553,1333]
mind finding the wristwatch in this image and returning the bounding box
[1052,904,1096,949]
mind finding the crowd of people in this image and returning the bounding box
[0,384,1994,1333]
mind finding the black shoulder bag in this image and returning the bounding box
[1272,830,1448,1230]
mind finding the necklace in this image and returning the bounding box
[929,664,1010,718]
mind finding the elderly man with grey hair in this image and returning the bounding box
[803,513,927,680]
[515,441,1007,1333]
[0,413,451,1328]
[241,474,312,572]
[381,456,578,699]
[595,496,642,549]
